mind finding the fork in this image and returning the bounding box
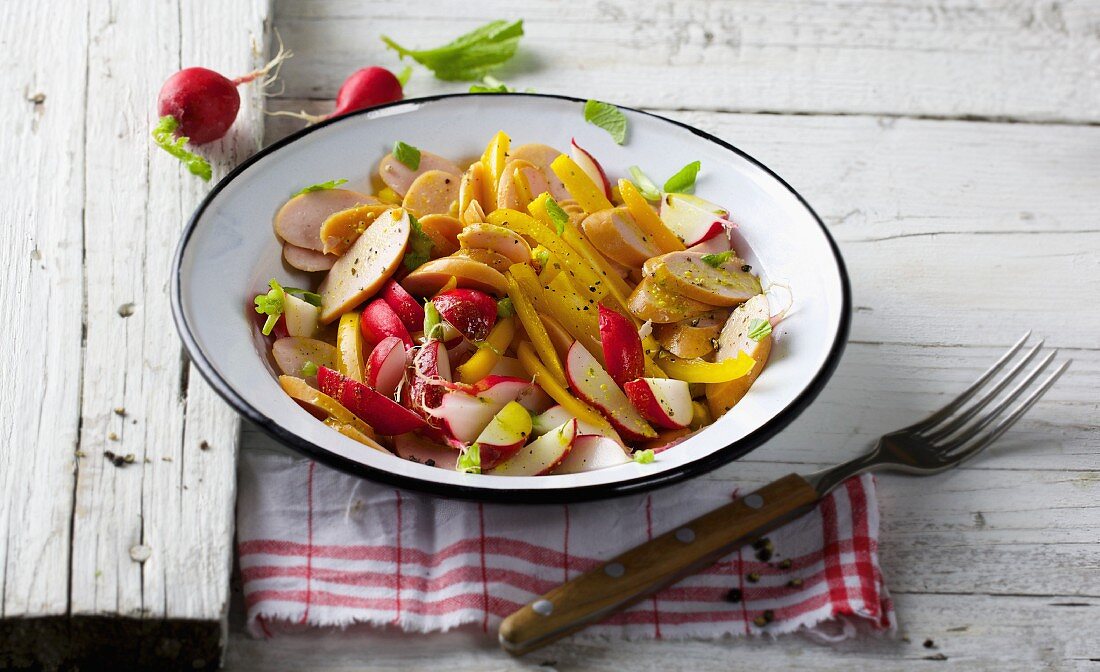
[498,332,1070,655]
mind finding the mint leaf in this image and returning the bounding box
[382,20,524,82]
[663,161,701,194]
[583,100,627,145]
[456,443,482,474]
[701,251,735,268]
[544,197,570,235]
[393,141,421,170]
[748,318,772,342]
[151,115,212,181]
[253,279,286,336]
[396,65,413,87]
[496,297,515,319]
[283,287,322,307]
[629,166,660,200]
[633,449,655,464]
[293,178,347,197]
[403,214,433,270]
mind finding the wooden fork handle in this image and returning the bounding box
[498,474,821,655]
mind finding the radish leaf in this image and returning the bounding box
[253,279,286,336]
[583,100,627,145]
[396,65,413,87]
[382,19,524,82]
[152,115,212,181]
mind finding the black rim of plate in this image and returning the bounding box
[171,92,851,504]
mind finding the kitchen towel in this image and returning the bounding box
[238,449,895,641]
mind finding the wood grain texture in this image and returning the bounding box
[0,0,88,623]
[1,0,269,669]
[271,0,1100,123]
[246,12,1100,664]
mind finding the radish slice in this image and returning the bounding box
[570,138,612,199]
[365,336,408,397]
[554,435,631,474]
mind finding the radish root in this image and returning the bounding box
[232,30,292,87]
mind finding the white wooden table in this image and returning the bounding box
[3,0,1097,669]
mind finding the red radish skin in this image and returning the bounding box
[317,367,425,435]
[360,299,414,348]
[333,67,403,117]
[379,279,424,332]
[432,288,498,341]
[624,378,693,429]
[598,304,644,387]
[272,66,405,125]
[158,68,239,145]
[405,339,451,416]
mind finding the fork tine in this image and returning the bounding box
[938,359,1071,467]
[924,338,1044,441]
[909,331,1031,432]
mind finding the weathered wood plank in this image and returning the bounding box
[0,0,267,668]
[72,0,269,621]
[0,0,88,623]
[225,592,1100,671]
[271,0,1100,123]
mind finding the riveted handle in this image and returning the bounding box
[498,474,820,655]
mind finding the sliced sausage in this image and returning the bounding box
[582,207,662,268]
[283,242,336,272]
[510,143,571,201]
[274,189,375,251]
[318,208,410,323]
[418,214,463,259]
[451,247,514,273]
[272,337,339,376]
[378,150,461,197]
[402,170,460,217]
[650,251,761,307]
[496,160,551,211]
[400,256,509,297]
[457,223,533,265]
[706,294,772,418]
[651,309,728,359]
[627,276,714,324]
[319,203,389,256]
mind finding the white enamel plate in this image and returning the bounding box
[172,94,850,502]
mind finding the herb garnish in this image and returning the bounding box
[292,178,347,197]
[253,279,286,336]
[544,197,570,235]
[457,443,482,474]
[583,99,628,145]
[747,318,772,342]
[403,215,433,270]
[633,449,655,464]
[393,141,421,170]
[701,251,735,268]
[382,20,525,81]
[629,166,661,200]
[663,160,701,193]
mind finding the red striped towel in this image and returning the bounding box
[238,450,895,641]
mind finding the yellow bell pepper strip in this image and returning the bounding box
[377,186,402,205]
[513,166,535,208]
[455,316,516,384]
[545,272,604,360]
[538,249,562,284]
[324,417,388,452]
[658,351,756,383]
[550,155,613,214]
[337,313,366,382]
[516,340,620,440]
[487,208,604,301]
[618,178,685,253]
[434,275,458,296]
[506,272,566,386]
[480,130,510,212]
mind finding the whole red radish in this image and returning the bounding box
[153,43,291,179]
[274,66,406,125]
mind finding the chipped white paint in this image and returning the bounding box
[236,1,1100,668]
[0,0,270,664]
